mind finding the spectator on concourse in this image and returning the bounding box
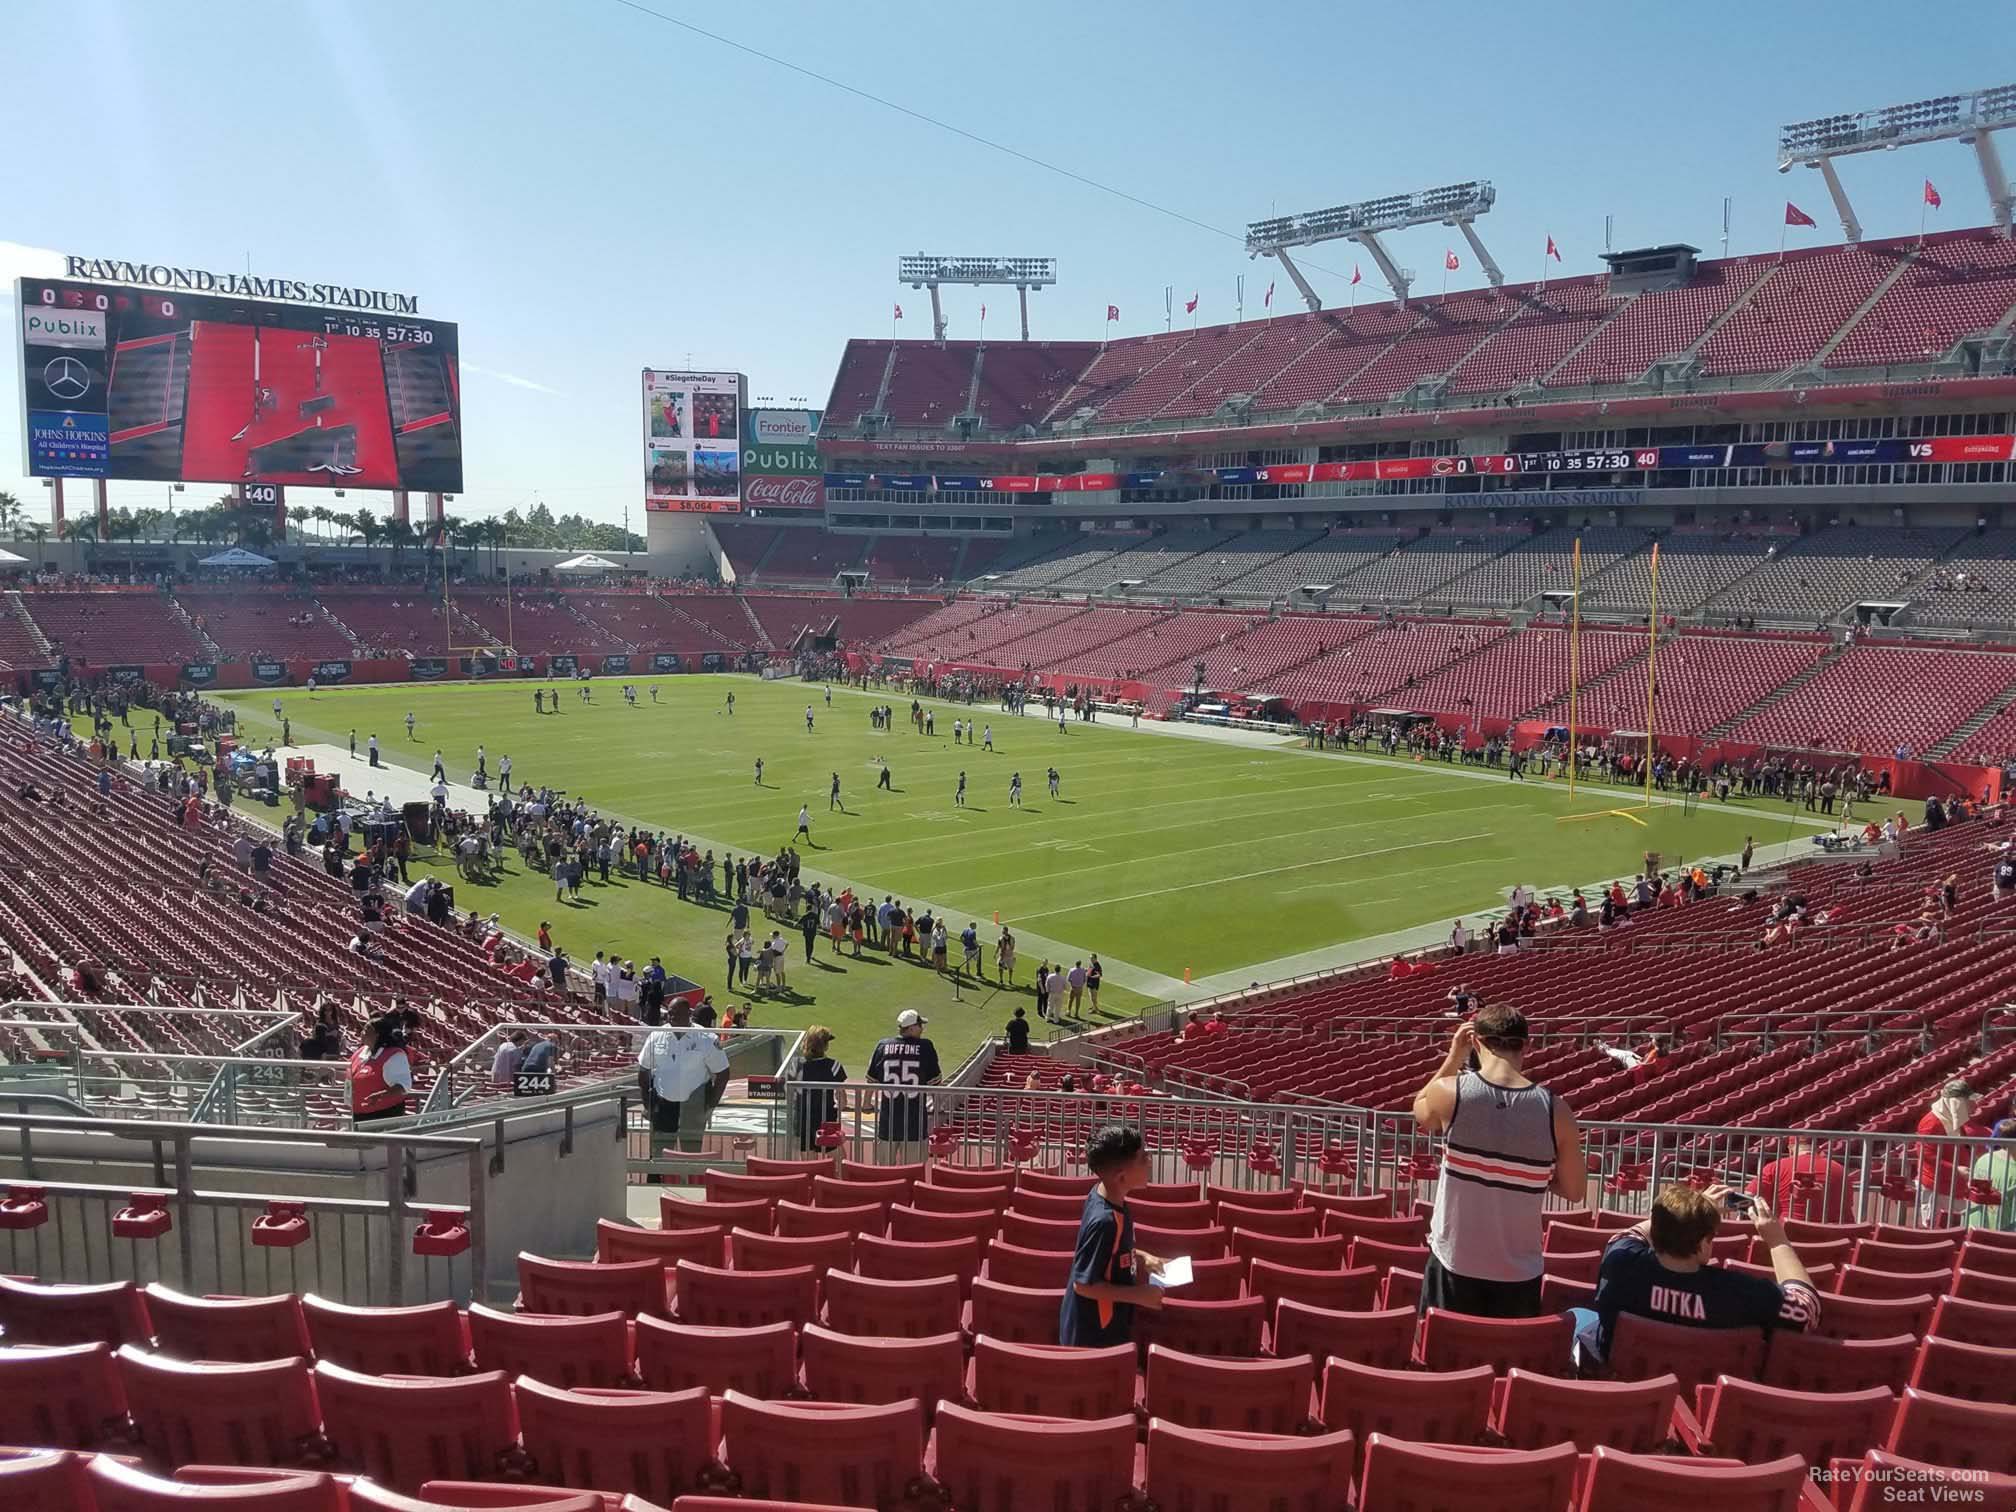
[1917,1081,1991,1225]
[1966,1119,2016,1233]
[1748,1135,1852,1225]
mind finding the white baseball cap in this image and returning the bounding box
[896,1010,928,1028]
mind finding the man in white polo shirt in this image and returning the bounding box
[636,997,730,1156]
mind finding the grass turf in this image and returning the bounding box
[213,676,1787,1069]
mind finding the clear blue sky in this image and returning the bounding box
[2,0,2008,526]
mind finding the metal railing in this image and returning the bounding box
[0,1111,484,1305]
[420,1023,799,1120]
[775,1082,2004,1228]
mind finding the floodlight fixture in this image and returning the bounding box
[1245,181,1500,310]
[897,254,1057,340]
[1777,83,2016,239]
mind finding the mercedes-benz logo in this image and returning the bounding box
[43,356,90,402]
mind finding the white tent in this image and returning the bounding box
[197,546,277,569]
[555,553,620,573]
[0,547,27,570]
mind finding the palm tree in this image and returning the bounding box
[22,521,48,568]
[383,517,416,574]
[349,510,384,567]
[0,491,21,538]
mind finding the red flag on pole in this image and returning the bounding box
[1184,292,1198,314]
[1263,280,1275,307]
[1924,180,1942,209]
[1784,202,1816,228]
[1350,265,1362,286]
[894,303,904,320]
[1444,249,1460,270]
[1546,235,1561,262]
[1106,304,1119,321]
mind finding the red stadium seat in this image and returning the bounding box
[0,1340,130,1450]
[1836,1265,1955,1301]
[812,1177,907,1215]
[1133,1224,1228,1261]
[969,1337,1138,1420]
[1379,1268,1424,1312]
[967,1278,1060,1344]
[1248,1260,1379,1320]
[1575,1446,1816,1512]
[1214,1204,1317,1238]
[345,1483,596,1512]
[1128,1198,1214,1229]
[889,1204,1000,1246]
[512,1377,720,1502]
[981,1240,1073,1290]
[822,1269,965,1339]
[116,1346,325,1472]
[1782,1220,1875,1246]
[1358,1434,1578,1512]
[729,1227,854,1282]
[1016,1171,1098,1198]
[1419,1309,1574,1375]
[1958,1242,2016,1278]
[1874,1223,1965,1246]
[1302,1190,1395,1218]
[518,1255,668,1320]
[1854,1238,1958,1272]
[1541,1275,1597,1312]
[746,1156,836,1179]
[840,1160,922,1185]
[1688,1377,1896,1468]
[854,1233,982,1297]
[85,1458,342,1511]
[998,1212,1081,1251]
[703,1170,814,1207]
[717,1391,926,1508]
[0,1450,95,1512]
[1543,1249,1603,1284]
[1320,1360,1495,1462]
[1908,1335,2016,1404]
[1320,1211,1430,1248]
[997,1190,1084,1223]
[800,1323,966,1415]
[595,1219,724,1270]
[1206,1183,1301,1210]
[1885,1387,2016,1474]
[1758,1237,1855,1271]
[1143,1419,1357,1512]
[1605,1313,1764,1391]
[674,1261,817,1330]
[1954,1268,2016,1306]
[1137,1182,1207,1203]
[669,1501,859,1512]
[633,1316,797,1397]
[466,1304,633,1389]
[928,1402,1139,1512]
[1168,1256,1246,1302]
[775,1200,884,1239]
[1929,1294,2016,1345]
[1270,1302,1417,1371]
[312,1360,521,1491]
[1136,1295,1265,1359]
[1842,1451,2016,1512]
[659,1196,773,1235]
[1228,1230,1347,1271]
[1762,1330,1919,1393]
[929,1164,1016,1190]
[299,1295,471,1377]
[1144,1344,1316,1434]
[1494,1370,1684,1453]
[1348,1239,1431,1277]
[907,1184,1009,1216]
[1819,1291,1938,1341]
[143,1286,311,1364]
[0,1276,152,1348]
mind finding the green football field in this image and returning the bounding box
[213,676,1811,1070]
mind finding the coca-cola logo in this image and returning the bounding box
[744,475,824,508]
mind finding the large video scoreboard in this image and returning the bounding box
[16,277,463,492]
[643,368,746,512]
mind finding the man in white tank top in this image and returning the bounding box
[1411,1004,1586,1318]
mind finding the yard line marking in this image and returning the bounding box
[1011,832,1493,923]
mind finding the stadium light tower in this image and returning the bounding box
[1779,83,2016,241]
[1246,181,1500,310]
[898,254,1057,343]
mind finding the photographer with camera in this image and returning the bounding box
[1572,1182,1821,1368]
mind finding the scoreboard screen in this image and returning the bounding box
[16,277,462,492]
[644,368,746,512]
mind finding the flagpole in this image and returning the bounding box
[1567,537,1581,800]
[1236,274,1244,326]
[1642,542,1661,810]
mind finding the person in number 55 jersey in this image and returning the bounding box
[867,1009,941,1146]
